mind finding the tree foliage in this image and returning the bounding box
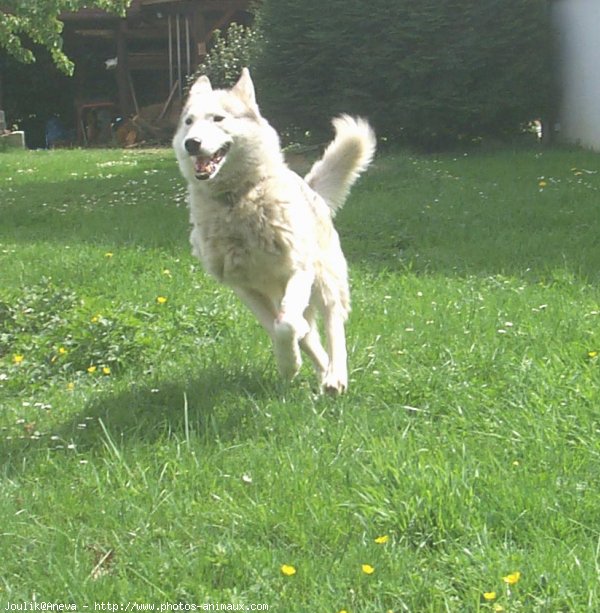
[190,21,264,90]
[256,0,554,147]
[0,0,130,75]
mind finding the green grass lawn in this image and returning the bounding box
[1,145,600,611]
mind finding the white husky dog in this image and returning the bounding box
[173,69,375,393]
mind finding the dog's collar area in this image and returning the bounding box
[207,178,257,208]
[213,186,246,208]
[221,191,237,207]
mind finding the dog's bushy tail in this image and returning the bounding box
[305,115,376,213]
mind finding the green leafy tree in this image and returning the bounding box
[0,0,131,74]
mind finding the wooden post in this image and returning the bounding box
[168,14,174,92]
[176,13,182,98]
[190,5,207,71]
[116,20,135,115]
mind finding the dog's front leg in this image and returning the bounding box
[234,282,307,381]
[271,269,314,379]
[234,288,277,336]
[275,269,313,340]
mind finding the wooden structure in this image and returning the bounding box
[61,0,250,119]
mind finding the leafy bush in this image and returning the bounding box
[256,0,554,148]
[189,21,264,90]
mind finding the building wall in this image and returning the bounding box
[553,0,600,150]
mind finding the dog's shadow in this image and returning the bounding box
[2,365,280,475]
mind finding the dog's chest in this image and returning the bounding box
[189,193,292,286]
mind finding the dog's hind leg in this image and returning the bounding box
[322,306,348,394]
[299,306,329,386]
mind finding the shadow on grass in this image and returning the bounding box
[339,206,600,282]
[1,364,280,475]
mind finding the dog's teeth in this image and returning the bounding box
[194,147,228,179]
[195,157,213,175]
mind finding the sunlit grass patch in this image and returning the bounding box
[1,146,600,609]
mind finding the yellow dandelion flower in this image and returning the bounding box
[374,535,389,544]
[87,365,97,374]
[58,346,67,355]
[91,315,100,323]
[156,296,168,305]
[361,564,375,575]
[503,571,521,585]
[588,350,598,358]
[13,354,24,364]
[483,591,497,601]
[280,564,296,576]
[104,252,114,258]
[66,382,75,391]
[102,366,111,375]
[538,180,547,188]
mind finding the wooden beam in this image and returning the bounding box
[190,4,207,69]
[72,29,115,38]
[128,52,170,70]
[139,0,248,9]
[158,79,179,120]
[116,22,135,115]
[61,9,117,21]
[139,0,180,5]
[124,27,168,40]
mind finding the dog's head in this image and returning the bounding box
[173,69,279,186]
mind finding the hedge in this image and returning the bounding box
[255,0,554,147]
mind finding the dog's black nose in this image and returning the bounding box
[184,138,202,155]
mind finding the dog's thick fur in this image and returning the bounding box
[173,69,375,393]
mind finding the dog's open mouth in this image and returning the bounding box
[194,143,231,180]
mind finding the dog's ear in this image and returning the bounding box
[189,74,212,97]
[231,68,257,109]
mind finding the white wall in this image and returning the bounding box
[553,0,600,150]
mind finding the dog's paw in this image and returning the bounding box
[274,344,302,380]
[272,322,302,380]
[321,371,347,395]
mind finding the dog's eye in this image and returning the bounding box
[184,117,193,125]
[213,115,225,123]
